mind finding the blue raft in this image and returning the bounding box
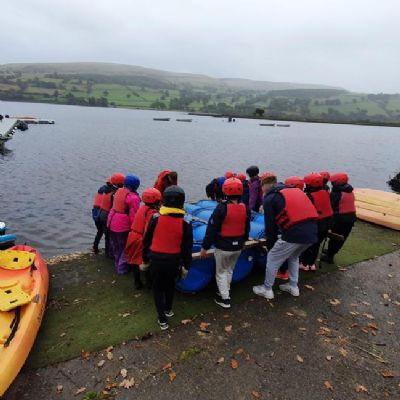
[176,200,265,293]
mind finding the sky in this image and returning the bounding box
[1,0,399,93]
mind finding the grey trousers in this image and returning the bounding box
[215,249,241,300]
[264,239,311,289]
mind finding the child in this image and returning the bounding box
[321,172,356,264]
[200,178,251,308]
[125,188,161,289]
[154,170,178,195]
[246,165,263,212]
[300,173,333,271]
[92,176,110,254]
[143,186,193,330]
[107,175,141,274]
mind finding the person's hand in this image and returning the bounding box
[200,248,208,259]
[139,263,150,271]
[180,267,189,279]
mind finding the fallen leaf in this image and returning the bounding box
[119,356,124,361]
[368,323,379,331]
[56,385,63,393]
[216,356,225,364]
[97,360,106,367]
[181,319,192,325]
[106,346,114,352]
[169,371,177,382]
[393,301,400,306]
[223,314,230,319]
[338,348,348,357]
[296,355,304,363]
[350,303,358,307]
[363,313,375,320]
[74,387,86,396]
[106,352,113,361]
[120,368,128,378]
[317,326,331,336]
[162,362,172,371]
[231,359,238,369]
[225,325,233,333]
[199,322,211,331]
[81,350,91,359]
[286,312,294,317]
[387,274,393,278]
[304,284,315,291]
[355,384,368,393]
[134,293,142,298]
[317,318,324,323]
[119,312,131,318]
[298,327,307,331]
[59,332,66,337]
[326,355,333,361]
[329,299,341,306]
[324,381,334,391]
[236,348,244,354]
[361,301,371,306]
[119,378,135,389]
[382,293,390,300]
[360,327,369,334]
[387,321,395,325]
[251,389,261,398]
[382,371,394,378]
[371,330,377,336]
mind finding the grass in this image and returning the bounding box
[25,220,400,370]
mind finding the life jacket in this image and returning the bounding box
[112,187,130,214]
[275,188,318,230]
[220,203,247,237]
[310,190,333,220]
[93,192,103,208]
[150,215,183,254]
[131,205,155,235]
[338,192,356,214]
[100,191,113,212]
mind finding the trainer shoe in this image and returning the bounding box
[276,270,289,280]
[253,285,274,299]
[310,264,317,271]
[279,283,300,297]
[299,262,309,271]
[164,310,174,318]
[214,294,231,309]
[158,320,169,330]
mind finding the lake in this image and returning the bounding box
[1,100,399,257]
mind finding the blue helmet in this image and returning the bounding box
[124,175,140,191]
[217,176,226,186]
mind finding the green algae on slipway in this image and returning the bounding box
[26,221,400,369]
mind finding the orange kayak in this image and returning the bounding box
[0,246,49,396]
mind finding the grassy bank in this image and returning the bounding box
[26,221,400,369]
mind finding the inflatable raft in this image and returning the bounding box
[0,246,49,396]
[354,188,400,231]
[176,200,265,293]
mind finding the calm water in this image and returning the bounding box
[1,101,399,257]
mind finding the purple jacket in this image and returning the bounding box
[249,176,263,211]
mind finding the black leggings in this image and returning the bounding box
[327,220,354,256]
[93,219,104,250]
[300,230,328,266]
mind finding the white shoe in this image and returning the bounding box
[253,285,274,299]
[279,283,300,297]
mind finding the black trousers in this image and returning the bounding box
[327,220,354,256]
[150,260,180,323]
[300,229,328,266]
[93,219,104,250]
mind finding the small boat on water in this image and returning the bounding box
[276,124,291,127]
[176,119,192,122]
[153,118,170,121]
[259,123,275,127]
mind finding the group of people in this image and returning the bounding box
[92,166,356,330]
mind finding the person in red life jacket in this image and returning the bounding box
[205,176,226,201]
[253,172,318,300]
[284,176,305,191]
[200,178,251,308]
[125,188,162,289]
[246,165,263,212]
[96,173,125,257]
[224,171,234,179]
[320,172,356,264]
[236,172,250,207]
[153,170,178,195]
[142,186,193,331]
[319,171,331,192]
[299,173,333,271]
[107,175,141,274]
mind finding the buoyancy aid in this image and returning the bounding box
[150,215,183,254]
[100,192,113,212]
[310,190,333,220]
[339,192,356,214]
[220,203,247,237]
[275,188,318,230]
[131,205,155,235]
[93,192,103,208]
[112,187,130,214]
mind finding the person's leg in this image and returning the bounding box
[215,249,230,300]
[151,261,167,323]
[327,221,354,256]
[286,243,311,288]
[113,231,129,274]
[164,263,180,312]
[132,264,143,289]
[93,219,104,253]
[224,250,241,297]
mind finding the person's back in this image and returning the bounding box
[246,166,263,211]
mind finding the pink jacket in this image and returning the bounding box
[107,192,141,233]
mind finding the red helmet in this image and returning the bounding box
[142,188,162,204]
[319,171,330,181]
[223,177,243,196]
[330,172,349,185]
[304,173,324,188]
[107,176,113,184]
[236,173,246,182]
[260,171,277,185]
[224,171,234,179]
[285,176,304,190]
[110,173,125,186]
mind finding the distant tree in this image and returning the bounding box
[17,80,28,91]
[53,89,59,99]
[126,93,131,98]
[103,90,109,97]
[255,108,264,117]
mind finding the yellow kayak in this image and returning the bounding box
[354,188,400,230]
[0,246,48,396]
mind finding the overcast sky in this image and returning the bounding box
[1,0,399,93]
